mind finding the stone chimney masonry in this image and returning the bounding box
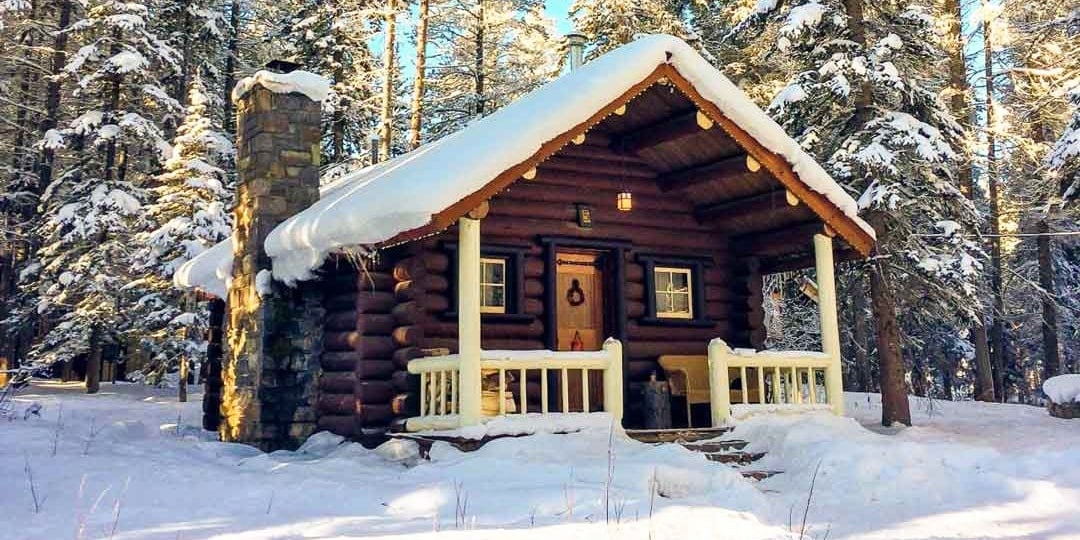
[222,65,330,450]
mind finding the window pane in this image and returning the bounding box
[672,292,690,314]
[655,270,672,293]
[656,291,674,314]
[481,284,505,309]
[481,260,505,284]
[670,271,689,293]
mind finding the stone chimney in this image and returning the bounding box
[222,62,329,450]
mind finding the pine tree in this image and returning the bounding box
[569,0,686,58]
[129,75,233,381]
[728,0,983,423]
[26,0,179,391]
[426,0,561,139]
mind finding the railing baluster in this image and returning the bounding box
[519,368,527,414]
[440,371,448,415]
[541,368,549,414]
[582,370,590,413]
[561,368,570,413]
[451,369,459,414]
[499,369,506,415]
[808,368,818,404]
[420,372,427,416]
[429,371,438,415]
[793,368,803,404]
[773,366,782,404]
[756,366,765,405]
[739,366,749,404]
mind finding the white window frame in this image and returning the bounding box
[654,266,694,319]
[479,257,507,314]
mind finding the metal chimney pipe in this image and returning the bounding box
[566,33,587,71]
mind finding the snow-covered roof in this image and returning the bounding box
[176,34,875,296]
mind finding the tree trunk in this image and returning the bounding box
[332,51,346,161]
[222,0,241,139]
[868,246,911,426]
[179,355,188,403]
[103,31,123,184]
[982,8,1007,402]
[36,0,73,201]
[408,0,429,150]
[1037,220,1062,384]
[944,0,995,401]
[378,0,397,162]
[851,272,872,392]
[473,0,485,116]
[86,326,102,394]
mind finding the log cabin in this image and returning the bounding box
[176,35,876,451]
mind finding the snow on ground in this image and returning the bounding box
[2,383,1079,540]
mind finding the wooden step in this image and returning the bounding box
[625,427,733,444]
[704,451,765,465]
[741,470,781,481]
[680,439,748,453]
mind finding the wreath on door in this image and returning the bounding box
[566,278,586,306]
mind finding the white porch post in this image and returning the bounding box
[814,233,845,415]
[458,217,483,425]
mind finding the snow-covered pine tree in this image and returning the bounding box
[569,0,685,58]
[425,0,561,139]
[26,0,179,392]
[728,0,983,423]
[275,0,379,162]
[129,75,233,382]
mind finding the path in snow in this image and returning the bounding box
[1,382,1078,540]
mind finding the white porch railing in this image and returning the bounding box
[405,338,624,432]
[708,339,841,424]
[709,232,846,425]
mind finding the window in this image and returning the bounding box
[654,267,694,319]
[480,257,507,314]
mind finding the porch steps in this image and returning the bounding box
[623,427,732,444]
[625,428,778,480]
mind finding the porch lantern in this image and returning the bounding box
[616,190,633,212]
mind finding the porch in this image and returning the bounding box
[403,219,845,432]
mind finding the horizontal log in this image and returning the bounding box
[555,143,650,165]
[426,320,545,340]
[394,257,427,282]
[393,325,423,347]
[357,313,397,335]
[324,333,396,356]
[422,337,545,352]
[523,278,543,298]
[355,359,395,380]
[391,393,416,416]
[523,258,544,278]
[658,154,757,193]
[627,300,645,318]
[355,380,395,404]
[317,414,356,437]
[626,263,644,282]
[321,351,359,372]
[538,155,657,178]
[393,346,425,369]
[626,340,711,360]
[423,294,450,313]
[324,310,359,331]
[481,216,722,251]
[392,301,425,325]
[695,189,792,225]
[391,370,415,392]
[356,271,396,292]
[627,322,720,341]
[329,291,395,314]
[422,251,450,273]
[628,359,661,380]
[626,282,645,301]
[319,371,356,393]
[617,110,706,154]
[524,298,544,316]
[498,181,690,213]
[489,197,707,232]
[317,394,355,415]
[732,222,824,257]
[356,403,394,425]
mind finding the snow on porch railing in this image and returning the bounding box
[405,338,624,432]
[708,338,841,425]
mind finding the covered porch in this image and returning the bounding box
[404,220,846,432]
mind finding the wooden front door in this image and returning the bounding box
[555,251,605,411]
